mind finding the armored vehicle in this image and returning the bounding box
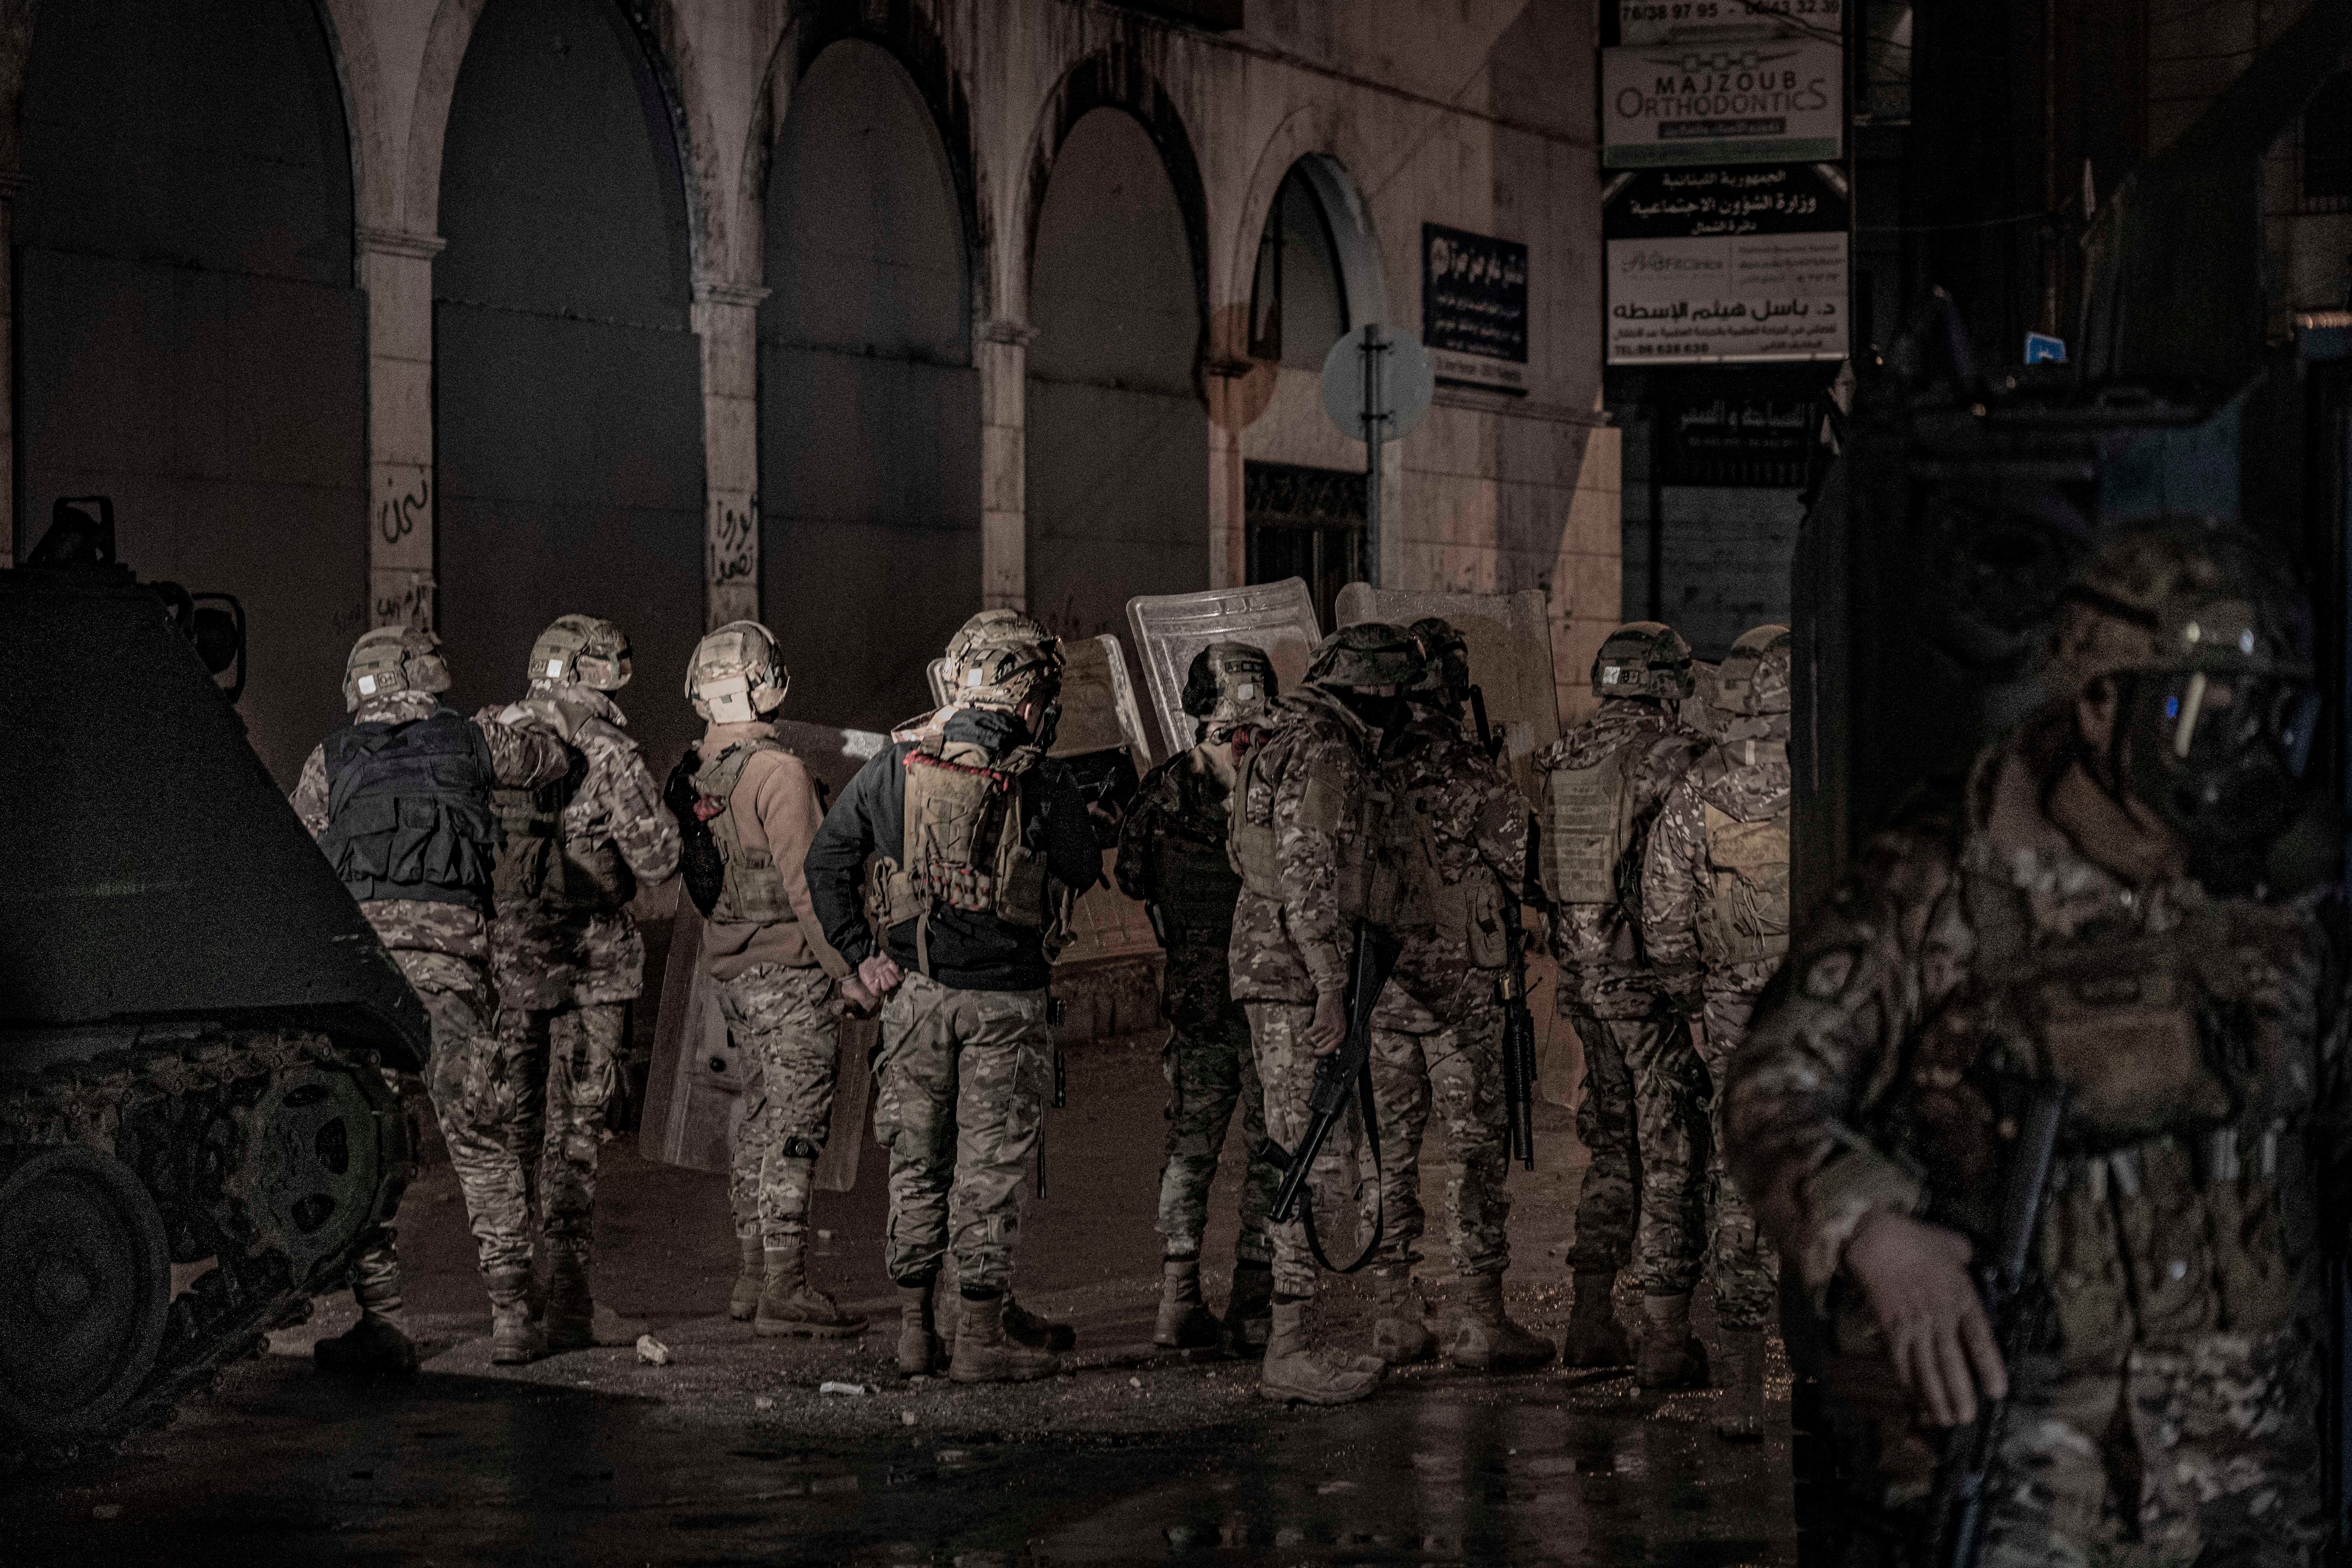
[0,502,426,1458]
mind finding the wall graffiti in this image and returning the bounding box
[376,476,429,546]
[710,494,757,584]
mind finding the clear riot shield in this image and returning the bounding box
[639,717,890,1191]
[1333,584,1560,801]
[1125,579,1323,760]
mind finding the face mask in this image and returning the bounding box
[2119,670,2319,888]
[1333,688,1408,734]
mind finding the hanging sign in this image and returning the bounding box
[1605,163,1849,364]
[1420,223,1529,393]
[1602,36,1843,167]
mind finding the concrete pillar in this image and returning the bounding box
[695,278,767,630]
[978,318,1033,611]
[361,226,445,630]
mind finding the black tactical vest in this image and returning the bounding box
[317,709,501,906]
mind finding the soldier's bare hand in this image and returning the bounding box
[1844,1209,2006,1428]
[1307,989,1347,1055]
[841,976,879,1016]
[858,954,904,997]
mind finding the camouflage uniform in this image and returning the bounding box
[1726,720,2341,1566]
[721,962,843,1247]
[1365,707,1528,1281]
[1641,735,1790,1330]
[1531,703,1706,1292]
[290,691,571,1293]
[1115,749,1275,1267]
[480,685,679,1272]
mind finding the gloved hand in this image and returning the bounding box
[1844,1209,2006,1427]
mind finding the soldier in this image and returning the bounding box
[1228,621,1425,1406]
[671,621,873,1341]
[804,610,1103,1383]
[475,615,681,1352]
[1530,623,1708,1381]
[1115,642,1282,1355]
[289,626,572,1370]
[1726,522,2340,1564]
[1359,618,1555,1372]
[1642,624,1792,1437]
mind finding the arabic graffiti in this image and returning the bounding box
[708,494,757,585]
[376,476,428,547]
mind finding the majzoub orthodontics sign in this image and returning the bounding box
[1602,36,1843,167]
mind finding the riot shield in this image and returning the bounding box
[1126,579,1323,760]
[1333,584,1560,802]
[638,717,889,1191]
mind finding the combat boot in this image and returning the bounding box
[1712,1328,1767,1441]
[1368,1264,1436,1365]
[316,1275,419,1376]
[896,1276,944,1377]
[1154,1256,1222,1351]
[755,1238,866,1339]
[1560,1270,1633,1367]
[486,1265,545,1366]
[1260,1295,1381,1406]
[1223,1261,1274,1356]
[546,1245,647,1351]
[1635,1292,1710,1390]
[1002,1294,1076,1352]
[1443,1273,1557,1372]
[949,1293,1060,1383]
[727,1234,764,1323]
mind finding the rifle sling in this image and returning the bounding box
[1284,1055,1386,1276]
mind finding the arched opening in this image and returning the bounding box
[1247,164,1349,369]
[760,38,978,731]
[1025,107,1207,653]
[17,0,365,785]
[434,0,703,771]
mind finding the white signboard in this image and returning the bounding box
[1605,164,1849,364]
[1619,0,1844,46]
[1603,36,1843,167]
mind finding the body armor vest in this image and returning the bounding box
[1543,744,1639,907]
[1399,760,1508,969]
[866,733,1062,963]
[318,708,500,906]
[694,738,795,926]
[1694,750,1790,968]
[1227,717,1413,929]
[1149,769,1245,933]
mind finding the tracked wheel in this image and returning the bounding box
[231,1063,396,1284]
[0,1147,172,1441]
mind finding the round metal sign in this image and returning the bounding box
[1319,323,1435,445]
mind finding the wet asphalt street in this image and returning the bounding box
[9,1033,1795,1566]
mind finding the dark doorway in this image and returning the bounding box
[1244,461,1364,632]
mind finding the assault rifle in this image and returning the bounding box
[1467,687,1539,1169]
[1923,1083,2067,1568]
[1270,918,1403,1272]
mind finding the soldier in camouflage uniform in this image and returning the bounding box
[806,610,1103,1383]
[479,615,681,1352]
[1727,522,2343,1566]
[290,626,572,1370]
[1360,618,1555,1373]
[1228,621,1426,1406]
[1530,622,1708,1379]
[669,621,872,1341]
[1643,624,1792,1435]
[1114,642,1282,1355]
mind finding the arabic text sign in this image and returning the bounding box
[1619,0,1845,46]
[1421,223,1528,392]
[1603,36,1842,166]
[1605,164,1848,363]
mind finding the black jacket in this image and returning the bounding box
[805,708,1102,992]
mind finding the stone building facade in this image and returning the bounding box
[2,0,1615,782]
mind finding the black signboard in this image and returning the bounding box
[1652,368,1831,486]
[1422,223,1528,389]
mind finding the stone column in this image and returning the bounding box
[695,278,768,630]
[977,318,1034,611]
[360,227,445,630]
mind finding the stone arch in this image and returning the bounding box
[757,36,979,730]
[431,0,705,774]
[16,0,368,785]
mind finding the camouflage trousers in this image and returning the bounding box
[1245,1000,1371,1301]
[872,970,1051,1292]
[719,964,842,1250]
[1561,1001,1710,1297]
[1365,1007,1512,1279]
[352,949,534,1301]
[1693,986,1777,1330]
[497,1001,626,1260]
[1157,1006,1277,1266]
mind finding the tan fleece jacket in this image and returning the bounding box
[695,721,853,984]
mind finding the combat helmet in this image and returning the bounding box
[1181,642,1277,734]
[1409,617,1472,702]
[685,620,789,722]
[1592,622,1695,703]
[1305,622,1425,690]
[529,614,631,691]
[343,625,451,711]
[944,609,1063,709]
[1714,626,1793,719]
